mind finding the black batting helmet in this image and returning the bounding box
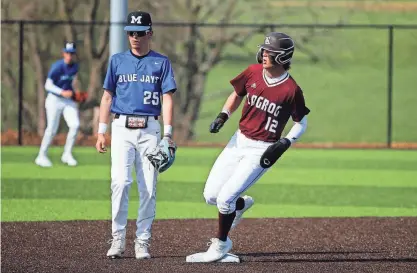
[256,32,295,65]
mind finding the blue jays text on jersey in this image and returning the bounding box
[118,74,161,84]
[103,50,177,116]
[47,59,79,94]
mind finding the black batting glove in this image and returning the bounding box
[260,138,291,168]
[209,112,229,133]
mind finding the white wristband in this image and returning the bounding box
[98,123,107,134]
[221,109,231,118]
[164,125,173,137]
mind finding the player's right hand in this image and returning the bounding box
[96,134,107,153]
[209,112,229,133]
[61,90,73,98]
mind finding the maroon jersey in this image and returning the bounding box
[230,64,310,142]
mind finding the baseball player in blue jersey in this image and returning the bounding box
[35,42,81,167]
[95,11,177,259]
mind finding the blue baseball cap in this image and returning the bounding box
[124,11,152,32]
[63,42,76,53]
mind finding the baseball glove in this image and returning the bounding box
[260,138,291,169]
[146,137,177,173]
[73,90,88,103]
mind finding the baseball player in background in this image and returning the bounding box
[35,42,83,167]
[190,32,310,262]
[95,11,177,260]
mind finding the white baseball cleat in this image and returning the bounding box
[35,155,53,168]
[199,237,233,262]
[134,239,151,259]
[231,195,254,230]
[107,237,126,259]
[186,252,240,263]
[61,153,77,166]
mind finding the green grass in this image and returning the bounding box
[2,146,417,222]
[194,4,417,143]
[198,28,417,143]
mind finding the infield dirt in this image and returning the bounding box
[2,217,417,273]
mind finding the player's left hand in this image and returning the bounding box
[209,112,229,133]
[260,138,291,168]
[73,90,88,103]
[146,136,177,173]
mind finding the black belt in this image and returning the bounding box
[114,113,158,120]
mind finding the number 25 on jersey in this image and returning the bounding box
[143,91,160,105]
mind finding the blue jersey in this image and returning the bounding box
[47,59,79,93]
[103,50,177,116]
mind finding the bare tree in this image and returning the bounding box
[1,0,59,134]
[1,0,111,136]
[26,1,59,135]
[1,0,20,131]
[145,0,358,141]
[128,0,268,142]
[57,0,110,133]
[1,0,356,142]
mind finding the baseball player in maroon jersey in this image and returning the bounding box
[189,32,310,262]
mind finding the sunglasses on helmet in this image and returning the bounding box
[128,31,150,37]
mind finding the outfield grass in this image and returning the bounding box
[196,5,417,143]
[2,146,417,222]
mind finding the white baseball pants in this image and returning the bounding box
[203,131,272,214]
[39,93,80,156]
[110,115,160,241]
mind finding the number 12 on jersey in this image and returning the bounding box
[265,117,278,133]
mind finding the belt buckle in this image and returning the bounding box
[125,115,148,129]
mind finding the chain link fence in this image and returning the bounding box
[1,21,416,147]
